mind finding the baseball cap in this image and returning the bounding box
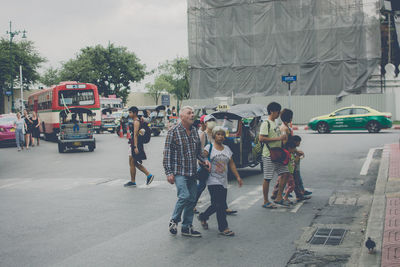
[200,115,207,123]
[204,114,216,123]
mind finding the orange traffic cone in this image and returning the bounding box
[126,125,131,139]
[119,124,123,138]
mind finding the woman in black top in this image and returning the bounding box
[23,109,33,149]
[31,111,41,146]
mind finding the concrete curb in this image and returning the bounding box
[357,145,390,267]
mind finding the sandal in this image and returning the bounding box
[219,229,235,236]
[274,200,290,207]
[284,200,294,205]
[197,215,208,230]
[262,202,277,209]
[226,209,237,215]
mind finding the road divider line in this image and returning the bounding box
[360,147,381,175]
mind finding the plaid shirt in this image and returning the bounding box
[163,122,205,177]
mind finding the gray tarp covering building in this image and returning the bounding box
[188,0,381,99]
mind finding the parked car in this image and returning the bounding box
[308,106,392,133]
[0,114,17,146]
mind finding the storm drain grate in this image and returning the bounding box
[309,228,347,246]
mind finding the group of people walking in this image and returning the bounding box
[162,102,311,238]
[14,110,41,151]
[122,102,311,238]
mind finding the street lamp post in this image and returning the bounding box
[6,21,26,112]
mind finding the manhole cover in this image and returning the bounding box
[309,228,347,246]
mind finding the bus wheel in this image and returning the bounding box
[58,143,65,153]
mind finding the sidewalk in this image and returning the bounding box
[359,143,400,267]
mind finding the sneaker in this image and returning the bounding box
[17,148,21,151]
[124,181,136,187]
[181,225,202,237]
[304,190,312,196]
[169,219,178,235]
[146,174,154,185]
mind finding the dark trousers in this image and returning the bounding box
[196,178,228,209]
[199,185,228,232]
[196,177,207,203]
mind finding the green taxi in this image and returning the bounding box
[308,106,392,133]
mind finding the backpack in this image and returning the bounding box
[129,120,151,144]
[139,121,151,144]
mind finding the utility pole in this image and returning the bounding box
[6,21,27,112]
[20,65,23,111]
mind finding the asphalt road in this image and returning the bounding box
[0,129,399,267]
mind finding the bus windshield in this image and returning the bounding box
[59,90,95,106]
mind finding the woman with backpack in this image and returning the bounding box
[124,106,154,187]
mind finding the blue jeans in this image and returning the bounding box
[171,175,197,229]
[73,123,79,132]
[15,128,24,148]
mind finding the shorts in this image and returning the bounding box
[263,156,289,181]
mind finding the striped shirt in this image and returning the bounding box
[163,122,205,177]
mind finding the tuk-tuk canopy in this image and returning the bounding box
[212,104,268,119]
[60,108,94,117]
[101,108,113,115]
[137,105,166,112]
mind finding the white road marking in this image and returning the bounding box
[360,147,381,175]
[228,187,263,210]
[0,179,32,189]
[290,202,304,213]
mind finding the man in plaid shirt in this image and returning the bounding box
[163,106,211,237]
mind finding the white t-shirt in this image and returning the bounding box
[204,144,233,189]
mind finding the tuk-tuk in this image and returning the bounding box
[100,108,119,133]
[138,105,166,136]
[58,108,96,153]
[211,104,268,171]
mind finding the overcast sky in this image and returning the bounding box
[0,0,188,91]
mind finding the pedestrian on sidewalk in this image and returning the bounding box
[31,111,41,146]
[124,106,154,187]
[164,106,211,237]
[14,112,26,151]
[23,109,33,150]
[259,102,288,209]
[198,126,243,236]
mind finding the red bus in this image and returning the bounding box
[28,81,101,139]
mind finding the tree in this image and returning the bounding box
[0,39,45,113]
[40,67,61,87]
[157,57,189,110]
[145,75,173,105]
[58,43,146,103]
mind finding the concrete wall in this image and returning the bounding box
[183,93,399,124]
